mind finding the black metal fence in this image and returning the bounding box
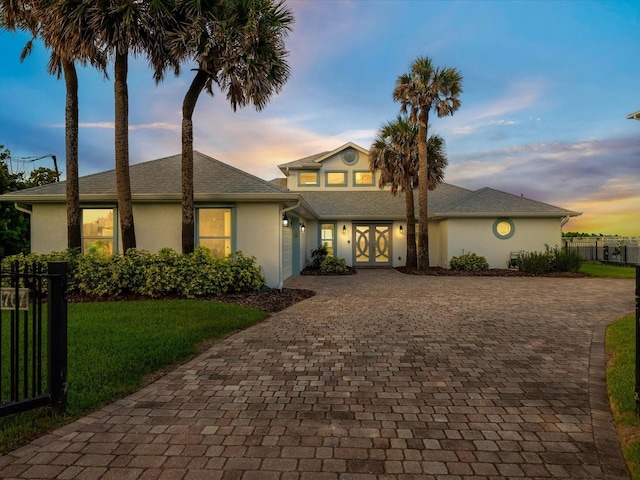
[0,261,68,417]
[563,238,640,265]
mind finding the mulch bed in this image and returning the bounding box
[65,266,584,313]
[396,266,586,278]
[67,288,316,313]
[300,266,357,276]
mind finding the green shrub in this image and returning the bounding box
[449,252,489,271]
[516,250,553,275]
[517,245,583,274]
[2,248,265,298]
[309,243,329,270]
[550,245,582,272]
[320,256,347,274]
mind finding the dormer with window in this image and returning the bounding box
[278,143,383,192]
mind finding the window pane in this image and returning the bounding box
[300,171,318,185]
[354,172,373,185]
[200,238,231,259]
[82,209,114,236]
[82,208,115,254]
[326,172,346,185]
[198,208,232,258]
[83,238,114,255]
[321,224,335,256]
[199,209,231,237]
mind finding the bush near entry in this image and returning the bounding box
[320,256,347,274]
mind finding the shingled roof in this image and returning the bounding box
[300,184,579,220]
[6,151,287,200]
[2,150,580,219]
[300,184,473,219]
[433,187,579,218]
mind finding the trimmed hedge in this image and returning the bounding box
[449,252,489,272]
[1,247,265,297]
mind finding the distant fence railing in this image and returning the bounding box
[563,237,640,265]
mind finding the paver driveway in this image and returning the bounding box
[1,269,635,479]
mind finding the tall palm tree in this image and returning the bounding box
[160,0,293,254]
[393,56,462,271]
[0,0,105,250]
[369,116,447,269]
[85,0,174,252]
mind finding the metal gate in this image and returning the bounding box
[0,261,68,417]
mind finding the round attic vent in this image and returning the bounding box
[341,148,359,166]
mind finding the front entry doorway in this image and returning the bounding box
[353,224,392,266]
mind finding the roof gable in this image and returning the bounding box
[277,142,369,172]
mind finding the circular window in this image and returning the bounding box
[341,148,359,166]
[493,218,515,239]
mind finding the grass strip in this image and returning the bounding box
[0,299,267,452]
[606,314,640,479]
[581,263,637,279]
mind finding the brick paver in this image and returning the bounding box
[1,270,635,479]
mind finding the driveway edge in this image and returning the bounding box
[590,315,631,479]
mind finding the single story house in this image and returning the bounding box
[1,142,580,287]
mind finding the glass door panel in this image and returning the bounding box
[353,224,391,266]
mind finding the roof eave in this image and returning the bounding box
[430,211,582,219]
[1,192,308,204]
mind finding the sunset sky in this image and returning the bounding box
[1,0,639,236]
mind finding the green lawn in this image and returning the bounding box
[580,263,637,279]
[607,314,640,479]
[0,300,268,452]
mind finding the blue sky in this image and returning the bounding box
[1,0,639,236]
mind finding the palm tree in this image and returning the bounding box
[160,0,293,254]
[0,0,104,250]
[85,0,175,252]
[393,56,462,271]
[369,116,447,269]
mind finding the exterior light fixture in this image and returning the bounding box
[342,225,347,235]
[399,225,404,235]
[282,214,289,227]
[300,223,306,232]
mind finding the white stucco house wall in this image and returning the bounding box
[1,143,580,287]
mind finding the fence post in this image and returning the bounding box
[636,265,640,416]
[47,261,68,414]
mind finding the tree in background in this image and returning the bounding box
[0,145,59,256]
[393,56,462,271]
[159,0,293,253]
[369,117,448,269]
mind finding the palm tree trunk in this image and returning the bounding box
[181,69,208,254]
[417,108,429,270]
[404,187,417,269]
[114,48,136,252]
[63,59,81,250]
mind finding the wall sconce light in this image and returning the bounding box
[300,222,306,232]
[282,214,289,227]
[342,225,347,235]
[399,225,404,235]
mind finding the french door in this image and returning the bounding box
[353,224,391,266]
